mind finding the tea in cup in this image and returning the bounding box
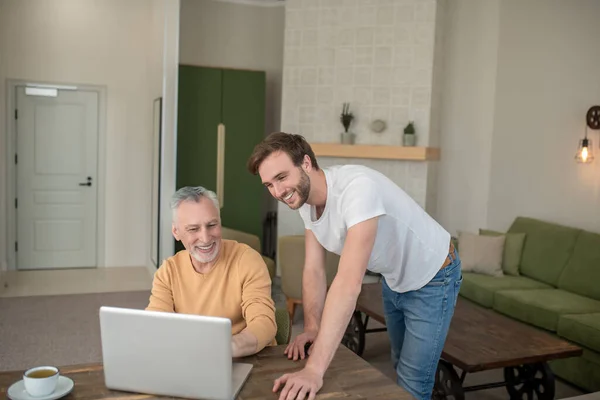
[23,366,59,397]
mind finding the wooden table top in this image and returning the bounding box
[0,345,412,400]
[357,283,583,372]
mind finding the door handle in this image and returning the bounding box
[216,123,225,208]
[79,176,92,187]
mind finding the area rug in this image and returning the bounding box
[0,291,150,372]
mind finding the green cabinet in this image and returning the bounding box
[176,65,266,252]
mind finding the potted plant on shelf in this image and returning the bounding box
[340,102,356,145]
[403,121,416,146]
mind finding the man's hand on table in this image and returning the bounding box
[284,329,317,360]
[272,365,323,400]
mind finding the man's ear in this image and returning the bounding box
[172,224,180,241]
[302,154,312,172]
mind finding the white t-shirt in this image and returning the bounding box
[298,165,451,293]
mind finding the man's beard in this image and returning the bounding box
[285,169,310,210]
[189,240,220,264]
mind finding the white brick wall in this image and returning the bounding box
[278,0,443,237]
[282,0,439,146]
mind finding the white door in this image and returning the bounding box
[16,86,99,270]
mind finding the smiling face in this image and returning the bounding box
[258,151,311,210]
[172,197,222,264]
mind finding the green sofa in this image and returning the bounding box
[458,217,600,392]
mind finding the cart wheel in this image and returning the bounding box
[341,311,365,356]
[432,360,465,400]
[504,362,555,400]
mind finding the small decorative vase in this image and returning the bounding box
[341,132,356,145]
[403,133,416,146]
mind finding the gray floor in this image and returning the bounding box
[0,278,586,399]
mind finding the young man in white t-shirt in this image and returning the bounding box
[248,132,462,400]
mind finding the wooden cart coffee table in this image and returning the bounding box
[341,283,583,400]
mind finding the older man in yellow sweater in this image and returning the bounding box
[146,186,277,357]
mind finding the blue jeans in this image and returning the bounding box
[381,246,462,400]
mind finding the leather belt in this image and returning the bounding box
[441,241,456,270]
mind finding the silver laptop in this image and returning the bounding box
[99,306,253,400]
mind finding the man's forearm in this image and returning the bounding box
[305,279,361,376]
[302,265,327,332]
[231,329,258,358]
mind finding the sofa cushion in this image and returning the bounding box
[479,229,526,276]
[493,289,600,332]
[558,313,600,353]
[507,217,581,286]
[557,231,600,301]
[459,272,551,308]
[457,232,505,277]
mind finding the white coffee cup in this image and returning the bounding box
[23,366,60,397]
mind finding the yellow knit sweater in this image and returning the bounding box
[146,239,277,351]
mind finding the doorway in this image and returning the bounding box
[7,83,104,270]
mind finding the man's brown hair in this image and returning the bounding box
[247,132,319,175]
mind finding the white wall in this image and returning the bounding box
[425,0,447,218]
[437,0,600,236]
[281,0,439,146]
[488,0,600,233]
[436,0,499,235]
[0,0,166,269]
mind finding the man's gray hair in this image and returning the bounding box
[170,186,220,220]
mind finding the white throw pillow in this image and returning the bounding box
[458,232,505,277]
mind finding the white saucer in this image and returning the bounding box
[7,376,74,400]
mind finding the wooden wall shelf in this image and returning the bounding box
[310,143,440,161]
